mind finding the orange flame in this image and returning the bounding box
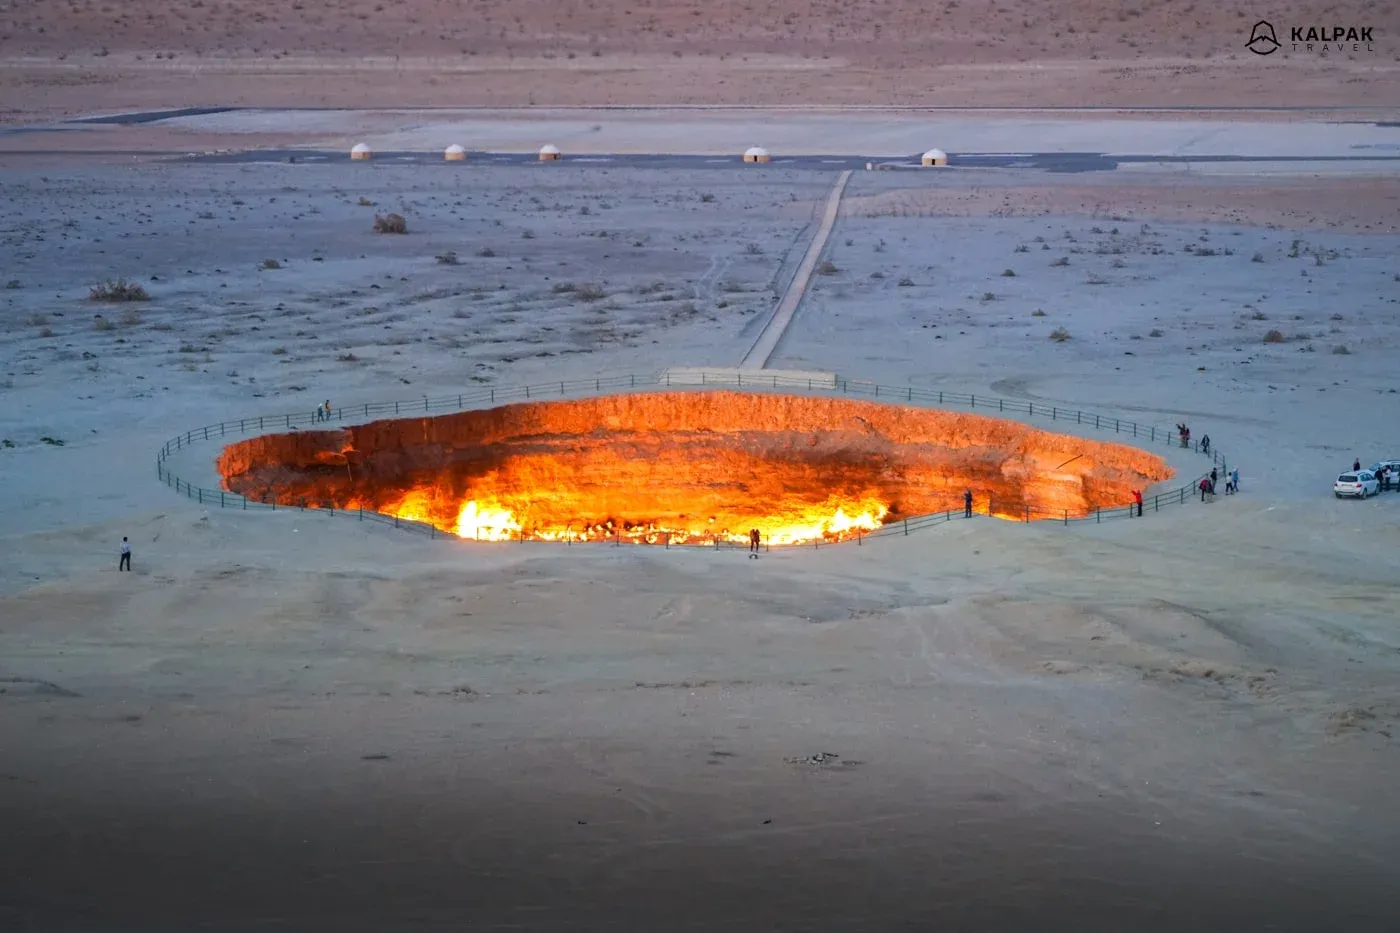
[364,490,890,545]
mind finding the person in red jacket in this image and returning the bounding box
[1133,489,1143,517]
[1199,477,1211,501]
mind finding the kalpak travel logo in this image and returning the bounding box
[1247,19,1377,55]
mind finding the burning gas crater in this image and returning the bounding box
[217,392,1174,545]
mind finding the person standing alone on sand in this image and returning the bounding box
[119,537,131,572]
[1133,489,1143,517]
[749,528,761,556]
[964,489,974,518]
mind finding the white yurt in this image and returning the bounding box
[921,148,948,167]
[539,144,561,161]
[743,146,771,164]
[350,142,373,160]
[444,144,467,161]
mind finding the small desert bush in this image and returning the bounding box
[1014,244,1029,253]
[358,197,375,207]
[1031,309,1047,317]
[373,213,407,234]
[1251,252,1264,263]
[1249,310,1268,321]
[700,193,716,203]
[744,242,763,255]
[1049,327,1071,342]
[1001,268,1016,277]
[261,258,281,270]
[337,352,360,362]
[1085,274,1109,285]
[1263,330,1286,344]
[1050,256,1070,267]
[89,278,149,302]
[816,260,839,275]
[1149,328,1164,337]
[271,346,288,355]
[436,251,460,265]
[552,282,577,294]
[576,283,608,301]
[1332,344,1351,355]
[897,277,915,287]
[980,292,997,301]
[475,247,496,258]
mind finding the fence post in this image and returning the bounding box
[285,415,290,429]
[1151,426,1155,442]
[220,492,225,508]
[490,389,495,404]
[359,507,363,521]
[904,519,908,535]
[1095,415,1100,429]
[857,530,862,545]
[1063,509,1068,525]
[971,395,975,409]
[431,525,436,539]
[907,387,912,401]
[939,391,943,404]
[1024,505,1029,523]
[1133,422,1137,437]
[1052,406,1057,420]
[424,398,429,412]
[198,488,203,505]
[998,398,1003,412]
[1096,508,1101,523]
[394,515,399,527]
[458,395,463,407]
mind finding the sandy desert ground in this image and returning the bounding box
[3,0,1400,115]
[2,112,1400,930]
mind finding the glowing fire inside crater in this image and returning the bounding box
[216,392,1174,544]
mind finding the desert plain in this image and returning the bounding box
[4,3,1400,928]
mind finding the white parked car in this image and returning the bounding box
[1334,470,1379,498]
[1369,460,1400,487]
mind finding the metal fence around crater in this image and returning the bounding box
[155,371,1230,549]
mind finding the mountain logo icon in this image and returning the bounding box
[1247,20,1281,55]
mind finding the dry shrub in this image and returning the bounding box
[576,283,608,301]
[261,258,281,269]
[89,278,149,302]
[1049,327,1071,342]
[1332,344,1351,355]
[373,213,407,234]
[1263,330,1286,343]
[436,251,460,264]
[816,260,839,275]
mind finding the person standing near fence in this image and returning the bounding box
[1231,468,1240,493]
[964,489,974,518]
[119,536,131,572]
[1133,489,1143,517]
[1210,467,1218,493]
[1201,434,1210,455]
[1199,477,1211,502]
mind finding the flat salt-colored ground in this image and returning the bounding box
[142,108,1400,161]
[1,154,1399,931]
